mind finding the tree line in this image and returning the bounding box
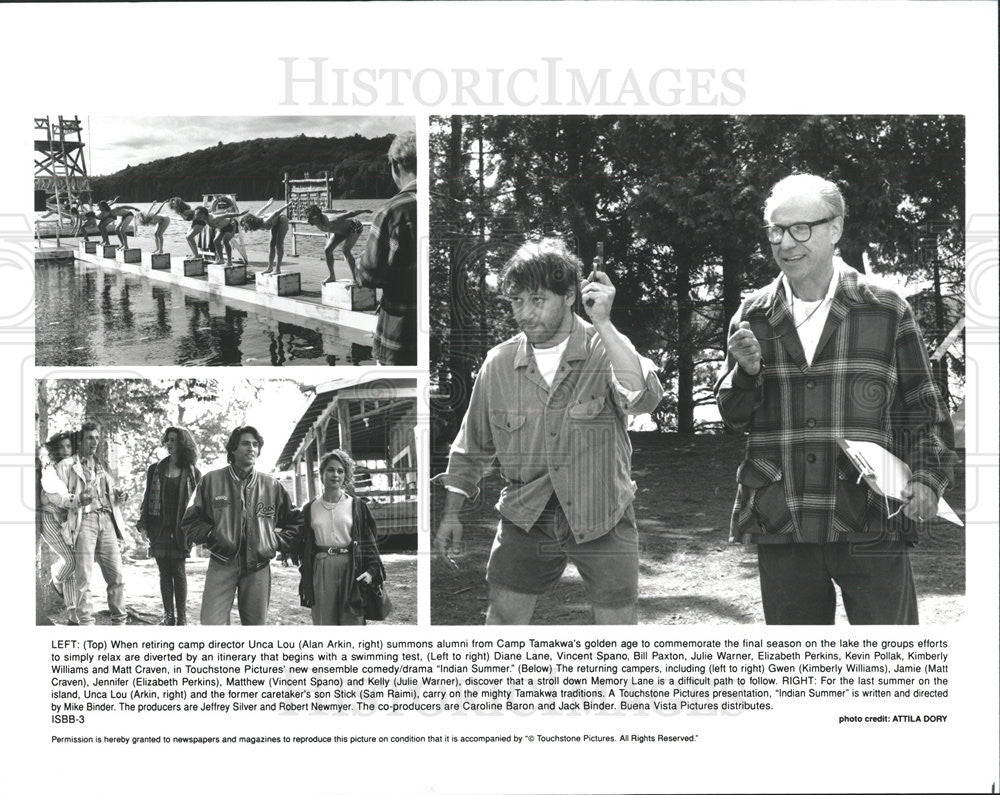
[430,115,964,446]
[91,133,399,201]
[35,379,288,528]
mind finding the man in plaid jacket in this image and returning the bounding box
[357,131,417,366]
[716,174,956,625]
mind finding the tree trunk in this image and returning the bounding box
[445,117,474,431]
[838,235,867,273]
[931,254,951,406]
[676,250,695,435]
[37,381,49,446]
[720,245,744,344]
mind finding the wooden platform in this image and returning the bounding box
[34,238,378,334]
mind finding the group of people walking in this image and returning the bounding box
[38,424,386,627]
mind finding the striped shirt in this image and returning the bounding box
[716,264,955,545]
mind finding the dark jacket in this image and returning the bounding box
[298,497,385,609]
[138,458,201,559]
[182,466,299,573]
[357,182,416,314]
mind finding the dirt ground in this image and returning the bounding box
[430,433,966,625]
[38,544,417,627]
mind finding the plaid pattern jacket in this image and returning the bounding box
[358,181,416,315]
[358,181,417,365]
[716,265,955,545]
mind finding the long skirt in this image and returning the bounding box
[312,553,365,626]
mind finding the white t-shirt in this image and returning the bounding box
[531,336,571,387]
[782,260,842,366]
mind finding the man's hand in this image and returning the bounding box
[355,571,373,584]
[901,482,938,521]
[728,320,762,376]
[580,271,615,326]
[435,513,465,560]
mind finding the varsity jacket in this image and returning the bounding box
[182,466,299,572]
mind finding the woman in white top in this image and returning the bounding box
[297,450,385,625]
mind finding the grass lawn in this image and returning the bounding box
[431,433,965,625]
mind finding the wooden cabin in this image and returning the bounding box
[275,376,418,537]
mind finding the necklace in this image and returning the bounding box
[321,492,346,509]
[790,294,829,329]
[756,294,830,342]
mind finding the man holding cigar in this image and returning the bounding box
[434,238,663,624]
[716,174,955,624]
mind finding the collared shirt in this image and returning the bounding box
[81,456,112,512]
[716,264,956,545]
[433,315,664,542]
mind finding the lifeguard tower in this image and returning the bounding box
[34,115,92,238]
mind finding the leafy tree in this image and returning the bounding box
[91,134,398,201]
[429,115,965,447]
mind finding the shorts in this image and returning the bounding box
[350,219,363,235]
[486,496,638,607]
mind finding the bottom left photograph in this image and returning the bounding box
[34,376,418,626]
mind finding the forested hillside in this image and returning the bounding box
[91,133,397,200]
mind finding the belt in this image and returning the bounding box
[315,545,351,556]
[83,507,112,516]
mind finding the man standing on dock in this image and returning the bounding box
[182,426,299,625]
[358,131,418,366]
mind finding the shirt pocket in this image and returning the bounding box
[568,395,606,420]
[489,411,527,460]
[736,458,792,535]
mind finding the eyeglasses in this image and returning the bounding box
[763,217,835,245]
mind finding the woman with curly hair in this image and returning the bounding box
[137,201,171,254]
[39,430,77,605]
[240,201,289,275]
[298,450,385,625]
[138,427,202,625]
[303,204,371,284]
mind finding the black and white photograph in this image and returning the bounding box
[35,376,418,626]
[429,115,966,626]
[6,1,998,793]
[34,116,417,366]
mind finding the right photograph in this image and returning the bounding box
[428,115,966,626]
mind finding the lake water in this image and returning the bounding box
[35,199,378,366]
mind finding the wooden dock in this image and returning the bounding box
[34,236,378,335]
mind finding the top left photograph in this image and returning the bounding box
[34,115,417,367]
